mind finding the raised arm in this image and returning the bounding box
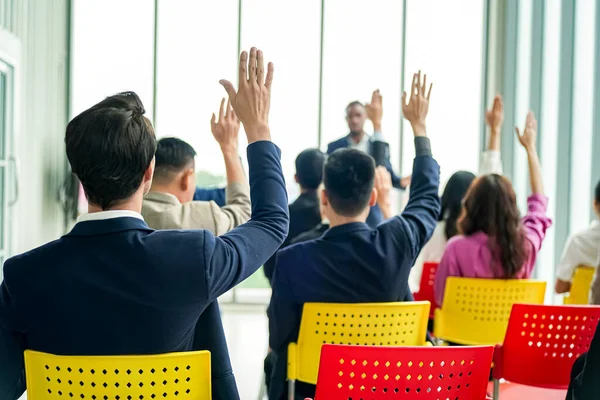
[374,166,393,219]
[204,47,289,299]
[387,71,440,259]
[481,95,504,175]
[516,111,544,195]
[210,99,251,234]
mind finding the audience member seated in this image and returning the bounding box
[409,95,505,293]
[0,47,288,400]
[555,180,600,296]
[434,111,552,306]
[264,148,326,281]
[327,90,411,227]
[140,99,250,400]
[267,71,440,400]
[143,109,250,232]
[567,322,600,399]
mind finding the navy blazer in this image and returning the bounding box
[194,187,226,206]
[0,141,289,400]
[327,135,404,227]
[268,138,440,400]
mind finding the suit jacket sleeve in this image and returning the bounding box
[267,252,301,353]
[380,137,441,265]
[212,182,252,236]
[202,141,289,300]
[194,187,227,207]
[386,159,404,189]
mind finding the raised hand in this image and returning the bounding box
[402,71,432,137]
[485,95,504,133]
[374,166,393,219]
[515,111,537,152]
[219,47,274,143]
[366,89,383,130]
[211,98,240,154]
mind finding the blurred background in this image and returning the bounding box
[1,0,599,397]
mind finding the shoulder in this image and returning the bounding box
[276,240,317,268]
[444,234,469,251]
[327,136,349,152]
[2,238,65,279]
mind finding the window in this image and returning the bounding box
[71,0,155,118]
[155,0,239,183]
[402,0,485,185]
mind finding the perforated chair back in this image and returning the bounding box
[314,344,494,399]
[434,277,546,345]
[493,303,600,389]
[288,302,430,386]
[413,262,439,318]
[24,350,211,400]
[564,266,595,305]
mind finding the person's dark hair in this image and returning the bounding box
[153,138,197,184]
[65,91,156,210]
[595,180,600,204]
[295,149,326,190]
[323,148,375,217]
[441,171,476,239]
[346,101,365,115]
[458,174,528,278]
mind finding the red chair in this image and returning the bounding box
[413,262,439,318]
[314,343,494,399]
[492,303,600,399]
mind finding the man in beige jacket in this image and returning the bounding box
[141,99,250,400]
[142,99,250,234]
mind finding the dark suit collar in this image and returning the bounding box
[66,217,154,237]
[323,222,371,238]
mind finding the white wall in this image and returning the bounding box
[0,0,70,255]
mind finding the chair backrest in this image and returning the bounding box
[413,262,439,314]
[24,350,211,400]
[315,344,494,399]
[497,303,600,389]
[434,277,546,345]
[291,302,430,385]
[564,266,595,305]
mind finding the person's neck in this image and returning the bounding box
[88,195,144,214]
[149,183,184,203]
[327,214,367,228]
[300,187,317,195]
[349,130,365,144]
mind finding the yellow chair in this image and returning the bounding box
[287,301,430,400]
[564,265,595,304]
[434,277,546,345]
[24,350,211,400]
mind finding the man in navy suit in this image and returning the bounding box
[268,72,439,400]
[0,47,287,400]
[327,90,411,227]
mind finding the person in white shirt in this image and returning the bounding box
[555,181,600,295]
[409,95,505,293]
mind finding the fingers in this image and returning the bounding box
[238,51,248,87]
[402,91,408,107]
[218,98,226,122]
[417,70,422,95]
[219,79,236,99]
[421,74,427,95]
[427,83,433,100]
[210,113,216,130]
[265,62,274,90]
[248,47,257,84]
[411,73,418,97]
[515,126,521,139]
[257,49,265,85]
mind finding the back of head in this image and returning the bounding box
[459,174,527,278]
[295,148,326,190]
[153,138,197,185]
[323,148,375,217]
[65,92,156,210]
[596,180,600,204]
[441,171,476,239]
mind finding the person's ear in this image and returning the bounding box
[368,188,377,207]
[320,188,328,207]
[295,174,299,184]
[142,158,155,195]
[594,199,600,215]
[180,169,194,191]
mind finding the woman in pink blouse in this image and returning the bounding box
[434,111,552,306]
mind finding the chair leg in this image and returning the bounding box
[493,378,500,400]
[288,379,295,400]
